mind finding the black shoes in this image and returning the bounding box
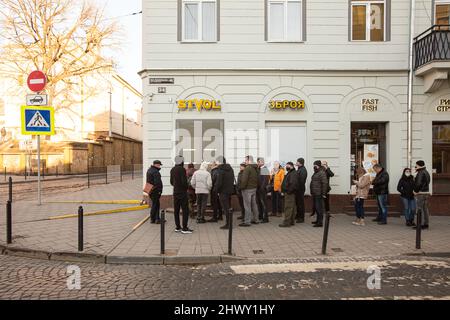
[197,218,206,224]
[296,219,305,224]
[313,223,323,228]
[237,216,244,220]
[311,221,317,225]
[377,221,387,225]
[181,228,194,234]
[239,223,251,227]
[220,225,229,230]
[414,224,429,230]
[207,218,218,223]
[251,221,259,225]
[260,220,269,224]
[279,224,291,228]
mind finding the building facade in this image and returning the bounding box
[141,0,450,214]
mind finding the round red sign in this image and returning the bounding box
[27,71,47,92]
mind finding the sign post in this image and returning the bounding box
[21,106,54,205]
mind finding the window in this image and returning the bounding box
[351,0,386,41]
[267,0,303,42]
[433,122,450,194]
[435,0,450,26]
[182,0,217,42]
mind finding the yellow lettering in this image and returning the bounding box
[204,100,212,110]
[212,100,221,110]
[178,100,186,109]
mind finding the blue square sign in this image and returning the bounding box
[21,106,55,135]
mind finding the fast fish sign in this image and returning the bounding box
[178,99,221,111]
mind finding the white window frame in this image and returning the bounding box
[267,0,303,42]
[181,0,217,42]
[350,0,386,42]
[434,0,450,25]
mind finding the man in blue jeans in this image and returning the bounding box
[372,164,390,225]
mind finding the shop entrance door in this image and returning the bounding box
[265,122,307,169]
[175,120,224,165]
[351,123,387,182]
[432,122,450,194]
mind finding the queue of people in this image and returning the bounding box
[145,156,431,234]
[351,160,431,229]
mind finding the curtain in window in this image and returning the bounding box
[352,5,366,40]
[185,3,199,40]
[287,1,301,40]
[270,3,284,40]
[202,2,216,41]
[370,3,384,41]
[436,4,450,26]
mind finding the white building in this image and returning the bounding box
[140,0,450,214]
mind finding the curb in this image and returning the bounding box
[47,200,142,205]
[0,246,246,266]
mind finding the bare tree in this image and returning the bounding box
[0,0,119,110]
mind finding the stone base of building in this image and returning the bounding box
[157,194,450,217]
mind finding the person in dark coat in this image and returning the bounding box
[322,161,335,214]
[146,160,163,224]
[209,162,223,222]
[295,158,308,223]
[413,160,431,230]
[256,157,270,223]
[236,163,247,220]
[279,162,299,227]
[170,156,193,234]
[186,163,197,218]
[397,168,416,226]
[214,156,236,230]
[310,160,329,227]
[372,164,390,225]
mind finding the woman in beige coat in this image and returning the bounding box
[352,167,371,226]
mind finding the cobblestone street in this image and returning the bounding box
[0,254,449,300]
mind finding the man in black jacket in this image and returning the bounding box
[170,156,193,234]
[372,164,390,225]
[322,161,335,214]
[310,161,329,227]
[214,156,236,230]
[295,158,308,223]
[279,162,299,228]
[146,160,163,224]
[414,160,431,230]
[209,162,223,222]
[256,157,270,223]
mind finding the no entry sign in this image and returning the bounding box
[27,71,47,92]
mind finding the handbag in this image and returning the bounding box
[143,182,154,195]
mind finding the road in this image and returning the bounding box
[0,254,448,300]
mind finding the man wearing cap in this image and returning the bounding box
[295,158,308,223]
[413,160,431,230]
[310,160,329,227]
[146,160,163,224]
[170,156,193,234]
[279,162,299,227]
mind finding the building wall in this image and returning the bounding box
[142,70,450,197]
[143,0,434,71]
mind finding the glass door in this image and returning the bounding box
[432,122,450,194]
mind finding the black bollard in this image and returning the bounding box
[6,178,12,244]
[228,208,234,255]
[24,165,27,180]
[416,209,422,250]
[160,210,165,255]
[120,165,123,182]
[321,212,331,255]
[78,206,84,252]
[87,166,90,189]
[8,177,12,203]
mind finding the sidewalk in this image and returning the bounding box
[0,179,449,263]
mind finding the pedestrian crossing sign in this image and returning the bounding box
[21,106,55,135]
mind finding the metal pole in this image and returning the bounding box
[4,167,6,182]
[6,178,12,244]
[78,206,84,252]
[106,166,108,185]
[322,212,331,255]
[24,164,27,180]
[160,210,165,255]
[228,207,234,255]
[132,164,134,180]
[120,165,123,182]
[37,135,41,205]
[416,208,422,249]
[87,165,90,188]
[407,0,416,169]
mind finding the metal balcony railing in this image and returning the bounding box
[414,25,450,70]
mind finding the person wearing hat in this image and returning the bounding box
[279,162,299,227]
[170,155,193,234]
[414,160,431,230]
[146,160,163,224]
[310,160,329,227]
[295,158,308,223]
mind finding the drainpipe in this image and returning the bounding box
[407,0,416,169]
[109,88,113,139]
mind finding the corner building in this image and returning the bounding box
[140,0,450,214]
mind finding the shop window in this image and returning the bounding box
[351,122,386,182]
[175,120,224,164]
[350,0,388,41]
[432,122,450,194]
[435,0,450,28]
[267,0,304,42]
[181,0,217,42]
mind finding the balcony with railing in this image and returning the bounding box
[414,25,450,93]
